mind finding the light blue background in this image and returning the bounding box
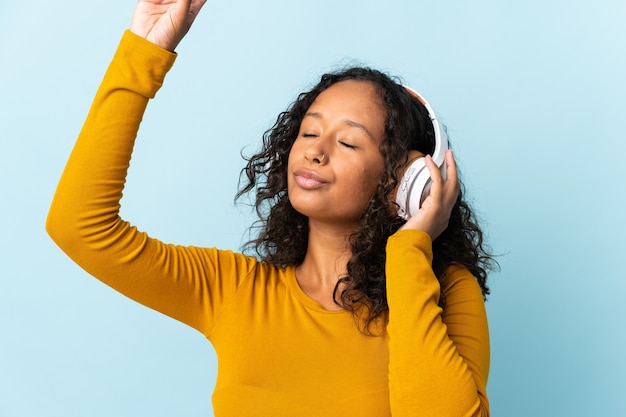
[1,1,624,416]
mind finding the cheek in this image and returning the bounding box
[352,161,384,197]
[286,146,299,175]
[287,143,297,164]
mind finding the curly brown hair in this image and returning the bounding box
[237,67,496,334]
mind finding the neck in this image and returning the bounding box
[295,220,356,310]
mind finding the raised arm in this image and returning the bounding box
[46,1,256,335]
[386,231,490,416]
[387,151,490,416]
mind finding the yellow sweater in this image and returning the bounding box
[47,31,490,417]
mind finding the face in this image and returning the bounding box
[287,80,386,227]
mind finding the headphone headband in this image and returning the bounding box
[395,86,449,219]
[402,86,448,166]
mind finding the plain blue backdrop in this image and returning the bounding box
[1,1,624,416]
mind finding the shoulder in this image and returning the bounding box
[205,247,287,284]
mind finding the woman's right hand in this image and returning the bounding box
[129,0,207,51]
[399,150,460,240]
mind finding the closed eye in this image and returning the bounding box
[339,141,357,149]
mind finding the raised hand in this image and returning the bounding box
[129,0,207,51]
[400,150,460,240]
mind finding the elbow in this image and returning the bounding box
[472,391,490,417]
[46,203,66,249]
[46,199,77,253]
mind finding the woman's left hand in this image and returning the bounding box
[400,150,460,240]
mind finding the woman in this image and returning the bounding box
[47,1,495,415]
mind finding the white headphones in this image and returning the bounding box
[395,86,449,219]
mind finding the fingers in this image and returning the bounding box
[425,151,458,204]
[400,150,459,239]
[189,0,208,19]
[185,0,208,29]
[130,0,207,51]
[171,0,205,42]
[443,149,460,206]
[424,154,443,203]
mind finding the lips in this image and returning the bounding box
[293,169,329,189]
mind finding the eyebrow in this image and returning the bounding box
[304,112,376,142]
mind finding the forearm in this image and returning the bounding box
[386,230,490,417]
[47,30,174,254]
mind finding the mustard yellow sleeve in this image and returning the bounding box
[46,31,256,336]
[386,229,490,416]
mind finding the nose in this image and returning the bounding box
[304,141,327,164]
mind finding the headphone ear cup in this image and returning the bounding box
[396,157,429,219]
[396,157,448,219]
[398,86,450,219]
[406,159,431,217]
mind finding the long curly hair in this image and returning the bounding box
[237,67,496,334]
